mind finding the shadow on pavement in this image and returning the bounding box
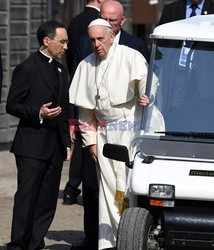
[0,230,85,250]
[44,243,71,249]
[46,230,85,248]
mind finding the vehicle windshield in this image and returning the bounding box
[143,39,214,138]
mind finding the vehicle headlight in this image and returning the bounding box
[149,184,175,199]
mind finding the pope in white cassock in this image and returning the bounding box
[69,18,149,250]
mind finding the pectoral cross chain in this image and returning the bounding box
[95,89,100,102]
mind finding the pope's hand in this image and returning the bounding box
[138,94,150,106]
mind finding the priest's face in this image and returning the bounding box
[43,27,68,59]
[88,25,115,59]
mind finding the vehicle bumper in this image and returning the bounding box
[162,207,214,248]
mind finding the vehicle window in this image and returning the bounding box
[144,40,214,134]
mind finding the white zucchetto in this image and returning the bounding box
[88,18,112,29]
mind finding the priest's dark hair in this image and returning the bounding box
[37,20,65,47]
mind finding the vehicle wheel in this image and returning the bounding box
[117,207,158,250]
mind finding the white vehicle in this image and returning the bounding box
[103,15,214,250]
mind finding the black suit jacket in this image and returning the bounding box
[159,0,214,25]
[0,49,3,103]
[6,51,71,160]
[66,6,100,76]
[119,29,149,61]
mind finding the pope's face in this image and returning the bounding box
[88,25,115,60]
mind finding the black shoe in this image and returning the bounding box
[70,245,87,250]
[63,193,78,205]
[70,243,87,250]
[70,240,97,250]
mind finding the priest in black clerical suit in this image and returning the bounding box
[6,21,71,250]
[7,51,69,159]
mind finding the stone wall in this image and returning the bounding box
[0,0,47,148]
[0,0,8,147]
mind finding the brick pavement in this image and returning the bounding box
[0,151,84,250]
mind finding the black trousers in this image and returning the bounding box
[64,137,82,197]
[7,143,63,250]
[82,148,99,249]
[65,135,99,249]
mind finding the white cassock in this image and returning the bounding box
[69,43,148,250]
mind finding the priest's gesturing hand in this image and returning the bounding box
[40,101,62,119]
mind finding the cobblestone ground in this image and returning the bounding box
[0,151,84,250]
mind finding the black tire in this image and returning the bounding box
[117,207,155,250]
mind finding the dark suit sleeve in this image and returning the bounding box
[69,34,94,122]
[68,44,81,122]
[138,41,150,63]
[70,34,93,82]
[6,64,41,123]
[69,47,81,82]
[131,39,150,63]
[0,49,3,103]
[158,5,172,25]
[158,0,186,26]
[120,30,150,63]
[62,77,72,148]
[66,21,76,75]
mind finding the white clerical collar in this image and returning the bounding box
[39,48,53,63]
[114,30,121,44]
[86,5,100,12]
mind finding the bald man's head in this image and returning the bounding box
[100,0,126,35]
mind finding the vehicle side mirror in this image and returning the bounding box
[103,143,133,169]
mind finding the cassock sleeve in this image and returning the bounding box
[78,107,97,147]
[138,76,147,96]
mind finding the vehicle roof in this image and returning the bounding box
[151,14,214,42]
